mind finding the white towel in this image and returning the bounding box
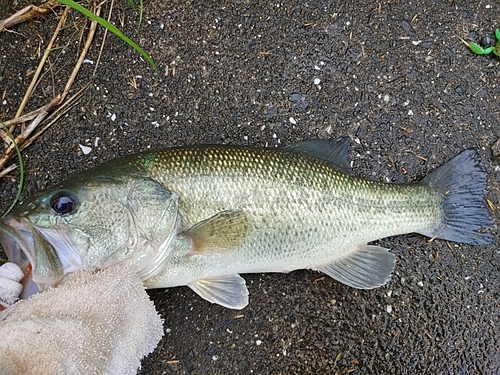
[0,265,164,375]
[0,262,24,309]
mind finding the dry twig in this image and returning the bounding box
[0,0,61,32]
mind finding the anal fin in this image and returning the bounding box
[317,245,395,289]
[188,274,249,309]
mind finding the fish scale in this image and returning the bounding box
[139,145,440,241]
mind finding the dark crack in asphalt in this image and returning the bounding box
[0,0,499,374]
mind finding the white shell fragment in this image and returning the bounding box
[79,144,92,155]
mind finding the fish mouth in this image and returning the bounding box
[0,216,84,298]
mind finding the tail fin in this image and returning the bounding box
[420,149,492,245]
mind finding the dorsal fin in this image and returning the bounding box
[282,137,349,171]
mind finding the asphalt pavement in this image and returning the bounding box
[0,0,499,374]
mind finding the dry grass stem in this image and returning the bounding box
[0,104,54,144]
[21,83,90,151]
[61,2,102,101]
[13,6,70,121]
[0,110,41,143]
[0,163,19,178]
[1,1,103,177]
[0,95,61,170]
[93,0,114,76]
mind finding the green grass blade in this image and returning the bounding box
[139,0,144,29]
[127,0,136,9]
[57,0,158,83]
[0,123,24,218]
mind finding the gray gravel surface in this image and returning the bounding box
[0,0,499,374]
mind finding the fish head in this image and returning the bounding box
[0,171,180,298]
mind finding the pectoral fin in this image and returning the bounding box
[184,210,253,254]
[317,245,395,289]
[188,274,249,309]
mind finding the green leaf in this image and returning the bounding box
[468,42,493,55]
[57,0,159,83]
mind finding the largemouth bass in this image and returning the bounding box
[0,139,492,308]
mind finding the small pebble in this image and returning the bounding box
[479,36,491,48]
[290,93,302,102]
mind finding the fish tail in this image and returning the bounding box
[420,149,493,245]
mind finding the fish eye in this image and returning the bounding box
[50,192,77,215]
